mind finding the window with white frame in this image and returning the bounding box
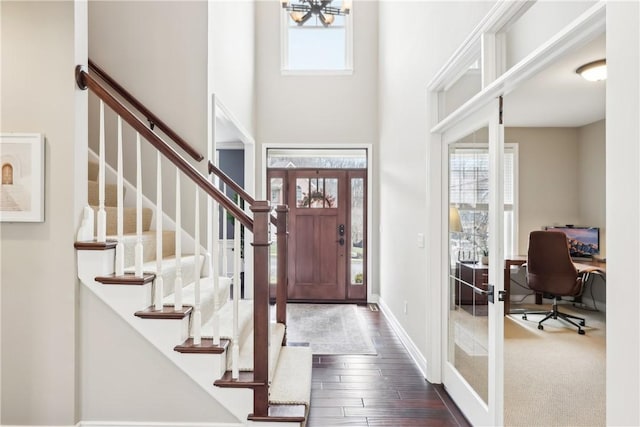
[449,145,518,260]
[281,0,353,72]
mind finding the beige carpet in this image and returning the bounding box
[451,303,605,426]
[505,304,605,426]
[285,303,377,355]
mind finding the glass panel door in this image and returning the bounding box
[442,100,504,426]
[448,130,490,404]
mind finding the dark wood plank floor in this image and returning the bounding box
[306,304,471,427]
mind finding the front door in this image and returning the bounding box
[288,170,347,300]
[268,168,367,302]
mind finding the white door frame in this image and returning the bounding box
[210,93,256,298]
[438,99,504,426]
[425,0,606,423]
[261,143,374,302]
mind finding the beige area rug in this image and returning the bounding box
[284,303,377,355]
[451,304,605,426]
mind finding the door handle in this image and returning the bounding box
[336,237,345,245]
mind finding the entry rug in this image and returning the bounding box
[285,303,377,355]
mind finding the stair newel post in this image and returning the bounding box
[134,133,144,277]
[231,215,241,380]
[154,151,164,311]
[210,195,221,346]
[222,183,228,277]
[193,186,202,344]
[115,116,125,276]
[276,205,289,328]
[174,169,183,310]
[97,100,107,243]
[250,201,272,418]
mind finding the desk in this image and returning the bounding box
[504,256,606,315]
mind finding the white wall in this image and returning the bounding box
[0,1,86,424]
[255,0,379,292]
[578,119,606,254]
[505,127,581,255]
[606,2,640,425]
[210,0,256,138]
[505,1,597,69]
[80,287,237,423]
[378,0,495,362]
[89,1,209,235]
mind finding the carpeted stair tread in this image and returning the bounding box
[88,181,121,207]
[88,161,99,181]
[163,276,231,326]
[230,322,285,377]
[92,205,153,236]
[110,230,176,266]
[201,299,253,345]
[269,346,312,406]
[124,254,205,297]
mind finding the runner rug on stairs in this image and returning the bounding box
[284,304,377,355]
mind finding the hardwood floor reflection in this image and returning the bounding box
[307,304,470,427]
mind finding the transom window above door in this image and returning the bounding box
[267,148,366,169]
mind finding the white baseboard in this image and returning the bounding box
[374,295,428,378]
[78,422,242,427]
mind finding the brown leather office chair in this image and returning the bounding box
[522,230,587,335]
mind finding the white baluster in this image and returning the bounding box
[115,116,124,276]
[222,183,228,277]
[134,133,143,277]
[210,196,221,346]
[174,170,183,310]
[96,100,106,243]
[193,187,201,345]
[232,217,241,379]
[154,152,164,311]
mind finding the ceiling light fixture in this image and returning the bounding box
[281,0,351,27]
[576,59,607,81]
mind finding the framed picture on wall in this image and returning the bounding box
[0,133,45,222]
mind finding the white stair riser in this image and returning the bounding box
[133,315,190,349]
[78,249,254,421]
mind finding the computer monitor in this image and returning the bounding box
[544,226,600,258]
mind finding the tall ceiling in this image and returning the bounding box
[214,31,607,143]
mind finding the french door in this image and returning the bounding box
[442,99,505,426]
[268,168,367,302]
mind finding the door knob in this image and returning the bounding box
[336,237,345,245]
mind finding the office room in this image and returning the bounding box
[501,33,606,425]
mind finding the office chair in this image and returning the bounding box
[522,230,587,335]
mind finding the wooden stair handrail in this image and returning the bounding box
[78,63,285,420]
[208,161,278,226]
[208,161,256,205]
[76,65,252,230]
[88,59,204,163]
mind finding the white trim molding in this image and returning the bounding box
[77,422,243,427]
[376,297,428,379]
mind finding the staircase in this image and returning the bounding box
[74,61,312,426]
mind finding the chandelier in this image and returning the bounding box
[281,0,351,27]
